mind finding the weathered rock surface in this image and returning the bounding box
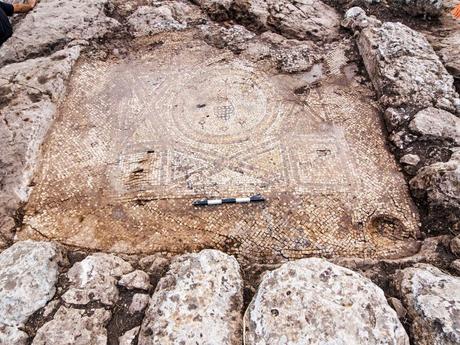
[343,8,459,113]
[62,253,133,305]
[191,0,233,20]
[138,249,243,345]
[195,0,340,42]
[388,0,444,16]
[409,107,460,145]
[387,297,407,319]
[0,325,28,345]
[127,4,189,37]
[264,0,340,42]
[0,47,80,240]
[245,258,409,345]
[410,149,460,233]
[400,153,421,175]
[393,264,460,345]
[451,259,460,275]
[118,269,151,290]
[451,235,460,257]
[437,31,460,80]
[341,6,380,31]
[129,293,150,314]
[383,107,411,133]
[202,24,317,72]
[400,154,420,166]
[138,253,172,277]
[119,327,140,345]
[201,23,256,52]
[230,0,270,30]
[32,306,111,345]
[0,241,62,327]
[252,31,317,73]
[0,0,118,65]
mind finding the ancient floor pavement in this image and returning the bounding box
[20,34,420,262]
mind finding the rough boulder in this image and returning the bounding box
[409,107,460,145]
[195,0,340,42]
[32,307,111,345]
[410,149,460,233]
[0,241,62,327]
[0,0,118,65]
[62,253,133,305]
[138,249,243,345]
[245,258,409,345]
[127,2,202,37]
[393,264,460,345]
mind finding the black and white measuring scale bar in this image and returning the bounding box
[193,195,265,206]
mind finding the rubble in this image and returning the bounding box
[127,3,196,37]
[62,253,133,305]
[195,0,340,41]
[128,293,150,314]
[118,270,152,291]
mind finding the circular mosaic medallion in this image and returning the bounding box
[168,65,279,144]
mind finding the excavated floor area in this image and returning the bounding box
[20,34,420,262]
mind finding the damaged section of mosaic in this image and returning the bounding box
[19,37,420,262]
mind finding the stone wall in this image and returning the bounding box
[342,6,460,234]
[1,241,459,344]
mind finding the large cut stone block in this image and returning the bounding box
[0,47,80,240]
[343,8,459,113]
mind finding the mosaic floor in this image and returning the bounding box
[21,35,420,262]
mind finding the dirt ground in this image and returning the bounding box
[18,31,420,264]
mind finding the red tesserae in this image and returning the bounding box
[452,3,460,18]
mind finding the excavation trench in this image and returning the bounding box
[18,33,420,264]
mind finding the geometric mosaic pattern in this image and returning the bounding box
[21,35,420,263]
